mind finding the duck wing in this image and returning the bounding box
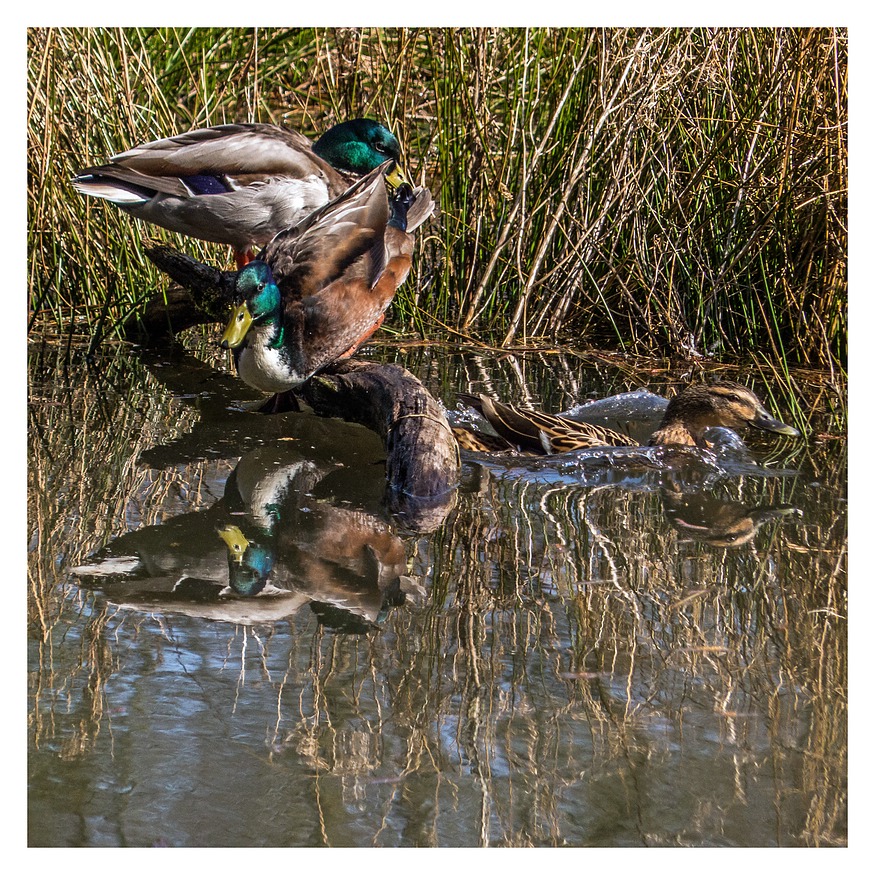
[71,163,194,201]
[403,186,436,234]
[73,123,344,205]
[107,123,334,179]
[272,173,429,377]
[261,165,391,301]
[457,393,548,452]
[452,427,519,454]
[458,393,633,453]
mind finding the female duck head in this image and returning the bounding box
[314,118,405,186]
[220,261,281,350]
[651,381,801,446]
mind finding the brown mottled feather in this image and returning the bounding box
[260,166,392,302]
[456,393,630,454]
[451,427,518,454]
[455,382,799,455]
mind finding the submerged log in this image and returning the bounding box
[301,360,460,531]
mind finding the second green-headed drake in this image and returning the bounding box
[72,118,406,267]
[220,165,434,394]
[455,382,801,454]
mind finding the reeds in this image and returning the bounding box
[28,27,846,372]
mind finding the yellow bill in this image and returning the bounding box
[218,525,250,561]
[220,302,254,349]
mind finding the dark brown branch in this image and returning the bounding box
[123,245,237,340]
[301,360,460,531]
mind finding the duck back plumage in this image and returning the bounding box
[227,165,434,391]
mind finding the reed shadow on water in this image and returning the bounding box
[27,337,846,847]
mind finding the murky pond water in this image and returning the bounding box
[27,334,847,847]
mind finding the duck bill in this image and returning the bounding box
[751,407,801,437]
[220,303,253,349]
[218,524,250,563]
[384,161,410,190]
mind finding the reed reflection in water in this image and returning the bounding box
[27,338,846,847]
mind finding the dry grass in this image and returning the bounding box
[28,27,846,375]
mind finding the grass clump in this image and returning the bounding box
[28,27,846,373]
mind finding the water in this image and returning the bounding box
[27,335,847,847]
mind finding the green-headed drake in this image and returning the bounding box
[455,382,801,454]
[220,165,434,396]
[72,118,406,267]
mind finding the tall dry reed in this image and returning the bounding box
[27,27,846,373]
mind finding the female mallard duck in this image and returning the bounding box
[220,164,433,397]
[72,118,406,267]
[454,382,800,454]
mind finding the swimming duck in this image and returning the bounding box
[72,118,406,267]
[455,382,801,454]
[220,165,434,395]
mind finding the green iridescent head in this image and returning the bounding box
[220,261,281,349]
[313,118,402,175]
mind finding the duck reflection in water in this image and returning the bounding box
[660,489,802,548]
[218,524,274,596]
[73,442,427,633]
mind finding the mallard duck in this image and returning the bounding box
[72,118,406,267]
[220,164,434,395]
[455,382,801,454]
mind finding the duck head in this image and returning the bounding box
[654,382,801,446]
[220,261,281,350]
[314,118,406,187]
